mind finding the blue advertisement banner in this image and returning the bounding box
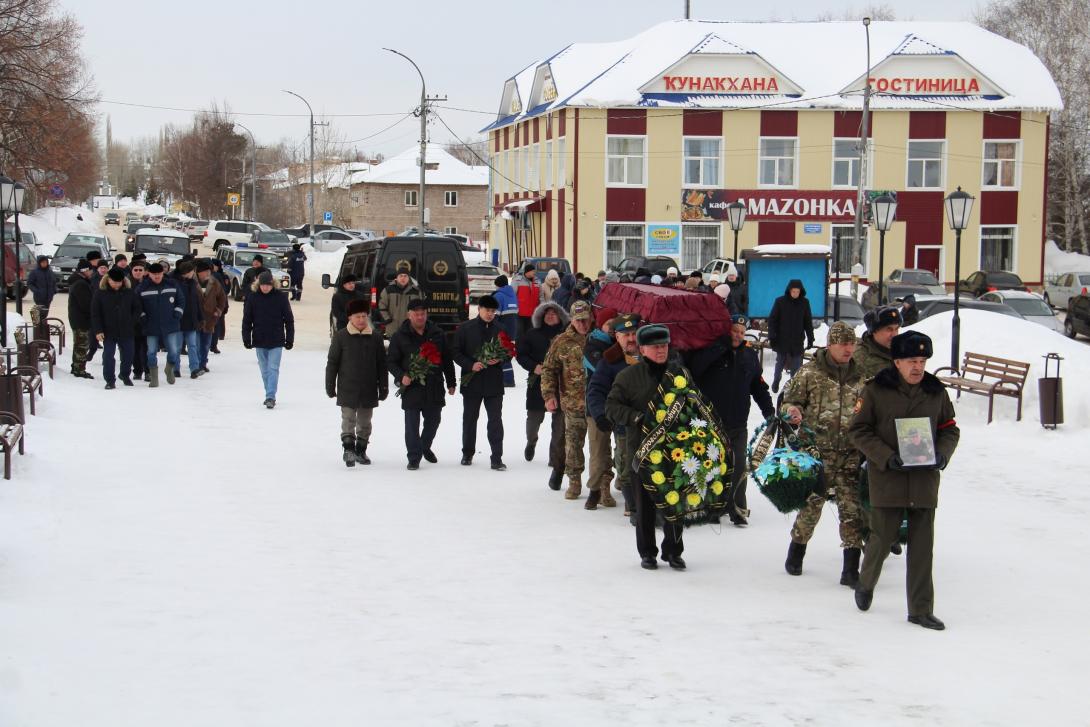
[647,224,681,255]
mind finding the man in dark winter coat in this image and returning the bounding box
[195,260,227,374]
[90,268,142,388]
[767,278,814,392]
[330,274,368,331]
[210,258,230,352]
[725,271,747,315]
[606,324,689,570]
[242,270,295,409]
[172,261,205,378]
[128,260,149,381]
[387,299,458,469]
[136,262,185,387]
[240,254,265,300]
[27,255,57,319]
[287,243,307,301]
[850,330,960,631]
[516,301,568,487]
[688,314,775,526]
[452,294,507,469]
[326,299,388,466]
[67,259,95,378]
[587,313,640,520]
[855,305,902,380]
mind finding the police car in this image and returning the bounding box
[217,243,292,301]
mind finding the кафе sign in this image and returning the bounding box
[682,190,859,222]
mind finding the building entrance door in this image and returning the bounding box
[915,246,945,284]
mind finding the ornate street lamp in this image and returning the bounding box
[726,200,746,267]
[944,186,975,369]
[0,175,14,345]
[870,192,897,306]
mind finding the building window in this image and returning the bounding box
[557,138,566,187]
[521,146,529,190]
[983,141,1019,188]
[528,143,539,190]
[511,149,519,192]
[681,224,720,271]
[606,136,646,186]
[759,137,797,187]
[444,190,458,207]
[830,225,868,277]
[605,223,644,268]
[404,190,418,207]
[683,137,721,187]
[832,139,872,188]
[444,226,457,235]
[981,226,1016,271]
[544,140,553,190]
[907,140,945,188]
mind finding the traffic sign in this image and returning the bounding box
[227,193,241,207]
[323,211,333,223]
[49,184,65,199]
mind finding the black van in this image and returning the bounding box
[321,234,469,334]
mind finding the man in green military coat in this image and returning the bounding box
[849,330,960,630]
[853,305,901,380]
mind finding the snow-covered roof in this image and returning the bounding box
[348,146,488,187]
[484,20,1062,131]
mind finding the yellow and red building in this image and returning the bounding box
[484,20,1061,286]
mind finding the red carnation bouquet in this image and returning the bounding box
[460,331,516,390]
[397,341,442,396]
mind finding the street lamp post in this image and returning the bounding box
[12,182,25,315]
[235,122,258,221]
[0,175,15,345]
[833,228,842,320]
[384,48,427,232]
[726,200,746,267]
[871,192,897,306]
[944,186,975,370]
[283,90,315,237]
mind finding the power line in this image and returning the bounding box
[97,98,411,118]
[324,113,416,145]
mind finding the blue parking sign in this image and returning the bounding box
[323,211,333,223]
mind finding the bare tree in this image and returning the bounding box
[813,4,896,21]
[976,0,1090,254]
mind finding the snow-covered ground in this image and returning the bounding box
[19,205,103,255]
[0,279,1085,724]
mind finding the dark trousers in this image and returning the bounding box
[517,315,532,338]
[405,406,442,464]
[860,506,936,616]
[132,336,147,377]
[102,337,134,384]
[635,482,683,560]
[462,394,504,462]
[526,408,566,469]
[772,351,803,386]
[727,426,749,514]
[214,315,226,346]
[290,274,303,301]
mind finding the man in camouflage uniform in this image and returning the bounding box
[541,300,593,500]
[854,305,902,380]
[781,321,866,586]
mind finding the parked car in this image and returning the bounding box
[611,255,679,278]
[307,229,359,252]
[467,263,502,302]
[521,256,573,278]
[217,243,292,301]
[61,232,112,254]
[886,268,946,295]
[281,223,345,239]
[50,237,112,289]
[185,220,209,242]
[860,282,931,311]
[125,221,158,251]
[322,234,469,335]
[1044,272,1090,310]
[3,242,32,299]
[1064,294,1090,340]
[958,270,1028,298]
[346,229,377,240]
[104,212,120,225]
[132,230,191,268]
[205,220,270,251]
[20,231,40,252]
[824,294,866,329]
[915,296,1024,321]
[701,257,742,281]
[979,290,1062,333]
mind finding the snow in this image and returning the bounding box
[752,244,830,255]
[349,146,488,187]
[18,206,103,255]
[0,288,1085,724]
[1044,240,1090,276]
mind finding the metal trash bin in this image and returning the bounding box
[1039,353,1064,430]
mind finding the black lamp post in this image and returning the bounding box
[871,192,897,306]
[0,175,15,346]
[727,200,746,267]
[11,182,25,315]
[944,186,975,369]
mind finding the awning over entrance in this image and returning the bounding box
[494,196,547,214]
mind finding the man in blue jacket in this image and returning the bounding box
[287,243,307,301]
[27,255,57,321]
[242,270,295,409]
[493,274,519,386]
[136,262,185,387]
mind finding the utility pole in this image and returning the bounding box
[684,0,691,19]
[235,122,258,221]
[284,90,316,234]
[853,17,873,292]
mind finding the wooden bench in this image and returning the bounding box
[0,358,43,417]
[0,411,25,479]
[934,352,1030,424]
[18,325,56,379]
[46,317,66,354]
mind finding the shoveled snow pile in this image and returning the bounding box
[1044,239,1090,275]
[21,206,102,253]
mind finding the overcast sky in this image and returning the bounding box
[66,0,983,158]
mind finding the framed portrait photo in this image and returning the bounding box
[895,418,936,468]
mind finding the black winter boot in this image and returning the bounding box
[354,439,371,465]
[547,468,563,491]
[785,541,807,576]
[840,547,861,587]
[342,435,356,467]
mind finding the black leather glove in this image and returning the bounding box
[594,415,612,433]
[935,453,948,470]
[379,389,389,401]
[327,389,336,399]
[887,454,906,471]
[244,342,253,350]
[284,342,293,350]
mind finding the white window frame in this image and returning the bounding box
[528,143,539,191]
[557,138,567,188]
[604,223,646,268]
[829,224,869,278]
[511,149,519,193]
[444,190,458,207]
[444,226,457,235]
[404,189,418,207]
[520,146,529,191]
[906,139,946,190]
[758,136,799,188]
[682,136,723,188]
[605,135,647,188]
[831,138,873,189]
[982,139,1021,190]
[681,223,721,271]
[979,225,1018,273]
[544,140,553,190]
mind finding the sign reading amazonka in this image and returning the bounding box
[681,190,858,222]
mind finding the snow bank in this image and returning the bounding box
[1044,240,1090,275]
[143,203,166,216]
[21,206,103,254]
[304,246,347,283]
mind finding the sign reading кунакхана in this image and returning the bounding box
[682,190,858,222]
